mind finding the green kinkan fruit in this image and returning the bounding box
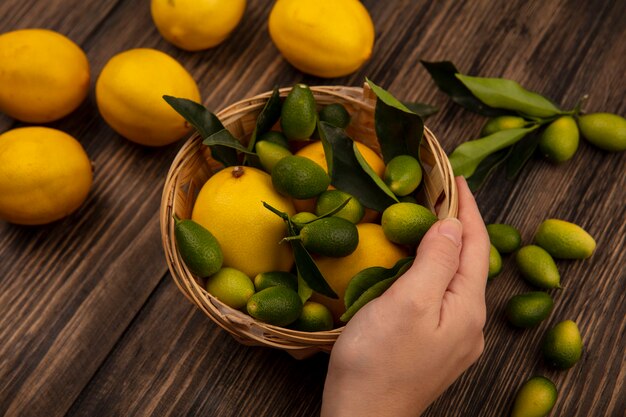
[281,83,317,140]
[319,103,351,129]
[206,267,255,310]
[290,301,334,332]
[257,130,290,149]
[539,116,579,163]
[315,189,364,224]
[511,376,558,417]
[488,244,503,280]
[256,140,293,173]
[247,286,303,326]
[487,223,522,254]
[481,115,527,136]
[577,112,626,152]
[381,202,438,246]
[174,217,223,278]
[505,292,554,328]
[534,219,596,259]
[291,211,318,230]
[542,320,583,369]
[271,155,330,199]
[284,216,359,257]
[383,155,423,197]
[515,245,561,289]
[253,271,298,292]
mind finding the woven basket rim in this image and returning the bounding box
[160,84,458,355]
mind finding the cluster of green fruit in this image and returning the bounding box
[485,219,595,417]
[171,82,439,331]
[422,61,626,190]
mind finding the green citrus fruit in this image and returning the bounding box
[271,155,330,199]
[258,130,290,149]
[291,211,318,230]
[174,217,223,277]
[577,112,626,152]
[291,301,334,331]
[383,155,422,197]
[206,267,255,310]
[256,140,293,173]
[381,202,437,246]
[253,271,298,292]
[289,216,359,257]
[487,223,522,254]
[539,116,579,163]
[515,245,561,289]
[315,190,364,224]
[534,219,595,259]
[481,115,526,136]
[542,320,583,369]
[319,103,351,128]
[488,244,503,280]
[505,292,554,328]
[281,83,317,140]
[247,286,303,326]
[511,376,558,417]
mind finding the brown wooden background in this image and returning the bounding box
[1,1,624,416]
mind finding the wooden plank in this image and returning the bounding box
[64,1,625,417]
[66,278,328,417]
[1,0,624,416]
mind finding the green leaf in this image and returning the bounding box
[287,221,338,299]
[262,201,337,299]
[353,143,398,202]
[403,102,439,119]
[297,272,313,304]
[367,78,424,164]
[344,257,414,309]
[466,148,511,191]
[505,131,541,179]
[319,121,398,212]
[245,87,282,164]
[340,259,413,322]
[163,95,238,166]
[455,74,561,118]
[203,129,256,154]
[420,61,509,117]
[449,126,538,178]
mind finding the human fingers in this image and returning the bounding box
[449,177,490,299]
[391,216,463,304]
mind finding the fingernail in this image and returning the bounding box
[438,217,462,246]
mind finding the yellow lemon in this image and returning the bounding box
[295,140,385,177]
[268,0,375,78]
[96,48,200,146]
[0,29,89,123]
[0,127,92,225]
[151,0,246,51]
[312,223,409,321]
[192,166,295,277]
[294,140,384,216]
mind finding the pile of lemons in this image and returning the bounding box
[0,0,376,226]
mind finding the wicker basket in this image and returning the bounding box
[160,84,458,359]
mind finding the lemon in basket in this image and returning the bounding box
[268,0,375,78]
[312,223,409,320]
[0,29,90,123]
[151,0,246,51]
[96,48,200,146]
[192,166,295,277]
[0,127,92,225]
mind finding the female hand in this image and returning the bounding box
[321,177,490,417]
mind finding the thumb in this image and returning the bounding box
[393,217,463,301]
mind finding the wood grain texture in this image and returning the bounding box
[0,0,624,416]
